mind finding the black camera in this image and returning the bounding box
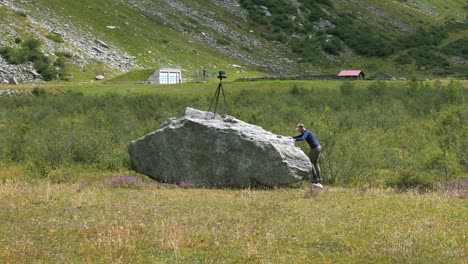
[217,70,227,79]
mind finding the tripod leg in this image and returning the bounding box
[207,87,218,113]
[220,84,228,110]
[206,86,221,119]
[213,86,221,116]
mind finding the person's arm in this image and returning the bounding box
[292,132,306,141]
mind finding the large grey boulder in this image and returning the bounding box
[129,107,312,188]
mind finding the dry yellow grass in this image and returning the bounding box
[0,173,466,263]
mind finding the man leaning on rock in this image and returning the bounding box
[291,124,323,188]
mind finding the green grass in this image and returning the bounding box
[0,174,466,263]
[0,80,466,262]
[105,68,154,83]
[440,29,468,48]
[409,0,468,21]
[1,80,466,184]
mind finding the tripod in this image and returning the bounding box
[206,79,228,119]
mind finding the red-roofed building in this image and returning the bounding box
[337,70,365,80]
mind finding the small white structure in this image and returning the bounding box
[147,68,182,84]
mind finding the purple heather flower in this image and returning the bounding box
[179,180,194,188]
[105,175,144,188]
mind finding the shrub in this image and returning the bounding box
[367,81,386,97]
[322,36,342,55]
[339,81,354,95]
[0,84,465,186]
[0,46,28,64]
[15,10,27,17]
[53,56,66,68]
[307,5,324,22]
[317,0,334,7]
[55,51,73,58]
[408,47,449,70]
[40,67,58,81]
[46,33,64,43]
[289,36,321,62]
[401,26,447,49]
[441,37,468,60]
[0,38,67,81]
[444,80,464,104]
[27,159,51,178]
[23,38,41,50]
[331,20,395,57]
[394,54,412,65]
[386,171,436,193]
[216,37,230,46]
[31,87,47,97]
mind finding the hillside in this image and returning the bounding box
[0,0,467,83]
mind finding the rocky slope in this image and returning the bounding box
[0,0,294,83]
[0,0,139,82]
[0,0,466,83]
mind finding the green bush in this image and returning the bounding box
[331,19,396,57]
[408,47,449,70]
[444,80,464,104]
[386,171,436,192]
[0,82,466,186]
[31,87,47,97]
[316,0,333,7]
[441,37,468,60]
[55,51,73,58]
[0,46,28,64]
[15,10,27,17]
[339,81,354,95]
[23,38,41,50]
[322,36,342,55]
[367,81,386,97]
[0,38,67,81]
[306,5,324,22]
[216,37,230,46]
[394,54,412,65]
[46,33,64,43]
[401,26,447,49]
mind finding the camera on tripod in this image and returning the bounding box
[217,70,227,80]
[206,70,228,119]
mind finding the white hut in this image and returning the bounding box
[147,68,182,84]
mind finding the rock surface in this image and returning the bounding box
[0,1,139,83]
[0,57,44,84]
[129,107,312,188]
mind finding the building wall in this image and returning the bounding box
[338,74,365,80]
[147,68,182,84]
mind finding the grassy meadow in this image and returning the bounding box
[0,179,466,263]
[0,79,467,262]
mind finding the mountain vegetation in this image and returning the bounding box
[0,37,69,81]
[1,80,466,188]
[0,0,466,82]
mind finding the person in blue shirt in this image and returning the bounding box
[292,124,323,188]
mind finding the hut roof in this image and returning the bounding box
[337,70,365,77]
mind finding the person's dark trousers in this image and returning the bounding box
[308,145,322,183]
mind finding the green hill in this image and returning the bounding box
[0,0,466,82]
